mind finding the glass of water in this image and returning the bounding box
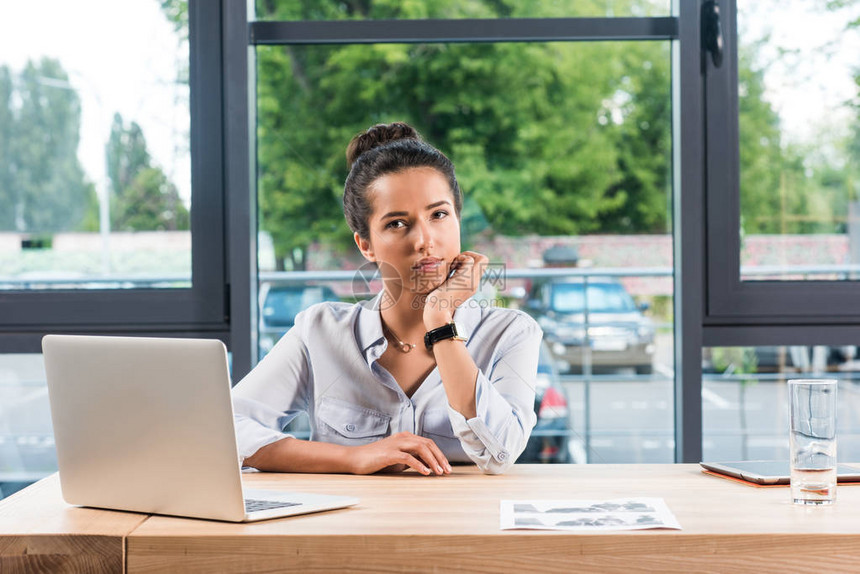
[788,379,838,505]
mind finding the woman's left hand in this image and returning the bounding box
[423,251,489,329]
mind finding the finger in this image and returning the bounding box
[414,442,446,475]
[397,452,432,475]
[424,438,452,473]
[460,251,487,265]
[448,255,467,274]
[398,434,449,474]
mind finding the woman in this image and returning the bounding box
[233,122,542,475]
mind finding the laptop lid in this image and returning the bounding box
[42,335,357,522]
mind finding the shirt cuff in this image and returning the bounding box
[446,371,533,474]
[449,407,511,458]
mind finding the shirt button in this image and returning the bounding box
[345,424,356,432]
[497,451,509,461]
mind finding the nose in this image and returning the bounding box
[413,218,434,252]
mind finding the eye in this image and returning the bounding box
[431,210,449,220]
[385,219,407,230]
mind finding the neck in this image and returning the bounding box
[380,289,426,340]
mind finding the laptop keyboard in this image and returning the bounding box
[244,499,302,513]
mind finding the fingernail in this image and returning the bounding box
[436,466,443,474]
[423,466,431,474]
[446,463,452,472]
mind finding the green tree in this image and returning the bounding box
[113,167,189,231]
[106,113,189,231]
[0,58,96,233]
[849,74,860,205]
[738,0,860,236]
[600,42,672,233]
[255,0,672,269]
[107,113,150,199]
[737,45,788,235]
[0,66,14,230]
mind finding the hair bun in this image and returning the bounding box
[346,122,421,168]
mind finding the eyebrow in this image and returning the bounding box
[380,200,453,220]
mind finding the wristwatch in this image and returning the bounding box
[424,322,467,351]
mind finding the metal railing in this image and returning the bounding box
[3,262,860,290]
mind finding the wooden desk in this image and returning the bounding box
[0,474,145,573]
[4,465,860,573]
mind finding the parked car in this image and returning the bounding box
[258,284,340,357]
[524,278,656,375]
[518,342,573,463]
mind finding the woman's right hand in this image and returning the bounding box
[350,432,452,476]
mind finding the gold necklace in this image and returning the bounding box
[382,321,416,353]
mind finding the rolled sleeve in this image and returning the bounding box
[233,396,302,463]
[448,316,542,474]
[232,324,311,464]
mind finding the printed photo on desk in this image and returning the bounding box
[500,498,681,531]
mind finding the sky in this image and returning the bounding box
[0,0,191,205]
[740,0,860,148]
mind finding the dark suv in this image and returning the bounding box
[525,278,655,375]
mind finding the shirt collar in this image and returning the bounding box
[355,293,386,357]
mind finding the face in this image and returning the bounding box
[354,167,461,295]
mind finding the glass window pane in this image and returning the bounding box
[738,0,860,282]
[0,354,54,500]
[254,0,671,21]
[703,345,860,461]
[255,40,674,463]
[0,1,191,290]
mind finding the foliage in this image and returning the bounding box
[739,0,860,236]
[159,0,188,38]
[0,59,96,233]
[106,113,189,231]
[255,0,674,269]
[711,347,759,376]
[174,0,860,267]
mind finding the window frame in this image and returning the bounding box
[703,0,860,334]
[246,5,703,463]
[0,1,231,352]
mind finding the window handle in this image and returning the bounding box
[702,0,724,69]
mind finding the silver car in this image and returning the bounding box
[525,279,656,375]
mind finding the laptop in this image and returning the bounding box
[700,460,860,485]
[42,334,359,522]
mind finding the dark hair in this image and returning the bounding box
[343,122,462,240]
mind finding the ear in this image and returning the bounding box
[354,232,376,262]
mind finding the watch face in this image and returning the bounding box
[452,322,465,338]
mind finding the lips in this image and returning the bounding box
[413,257,443,272]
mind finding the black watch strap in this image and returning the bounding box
[424,322,467,350]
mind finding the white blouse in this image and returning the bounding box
[232,293,542,474]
